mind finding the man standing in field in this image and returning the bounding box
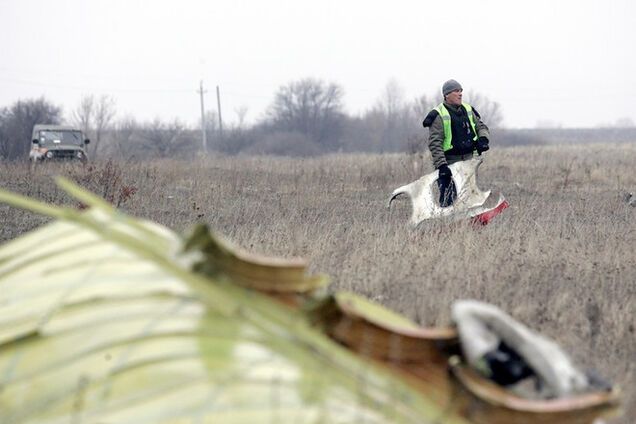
[423,79,491,207]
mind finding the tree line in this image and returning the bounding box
[0,78,504,161]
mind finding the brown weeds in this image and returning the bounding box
[1,143,635,422]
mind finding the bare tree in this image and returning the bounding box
[377,78,405,121]
[71,94,116,158]
[266,78,345,148]
[412,93,441,120]
[365,79,414,152]
[140,118,186,157]
[0,108,10,160]
[111,115,138,159]
[467,92,504,128]
[93,95,116,157]
[234,105,249,130]
[0,97,62,160]
[72,94,94,136]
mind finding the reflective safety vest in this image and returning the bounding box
[434,103,478,152]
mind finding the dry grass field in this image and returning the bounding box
[1,142,635,422]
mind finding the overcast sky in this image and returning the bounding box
[1,0,634,128]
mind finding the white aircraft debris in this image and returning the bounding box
[388,158,508,226]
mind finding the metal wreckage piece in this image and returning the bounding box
[388,158,509,226]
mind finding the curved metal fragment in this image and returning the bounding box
[183,223,329,305]
[449,358,621,424]
[388,158,492,226]
[309,291,458,363]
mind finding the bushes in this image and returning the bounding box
[243,131,323,157]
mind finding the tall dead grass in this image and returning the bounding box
[1,142,635,421]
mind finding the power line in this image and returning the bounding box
[0,76,193,93]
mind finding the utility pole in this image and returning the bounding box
[216,85,223,139]
[198,80,207,153]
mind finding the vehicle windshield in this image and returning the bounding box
[38,130,83,146]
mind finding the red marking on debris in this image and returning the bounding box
[472,199,509,226]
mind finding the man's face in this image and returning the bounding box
[445,89,463,106]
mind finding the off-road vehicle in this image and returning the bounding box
[29,124,90,162]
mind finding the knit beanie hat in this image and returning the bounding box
[442,79,462,96]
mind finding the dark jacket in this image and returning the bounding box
[423,102,490,169]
